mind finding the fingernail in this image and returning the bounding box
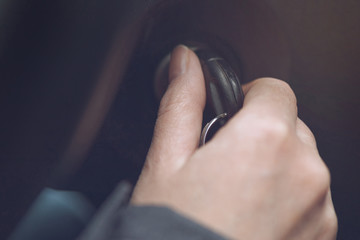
[169,45,189,82]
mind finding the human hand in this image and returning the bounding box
[130,45,337,240]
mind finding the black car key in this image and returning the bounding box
[191,45,244,145]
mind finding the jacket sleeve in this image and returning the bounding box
[77,182,228,240]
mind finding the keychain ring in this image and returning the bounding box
[200,113,228,146]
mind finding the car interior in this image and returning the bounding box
[1,0,359,239]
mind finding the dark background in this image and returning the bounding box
[1,0,359,239]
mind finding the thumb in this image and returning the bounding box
[146,45,206,171]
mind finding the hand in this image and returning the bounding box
[131,45,338,240]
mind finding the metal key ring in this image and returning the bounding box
[200,113,228,146]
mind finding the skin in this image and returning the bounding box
[131,45,338,240]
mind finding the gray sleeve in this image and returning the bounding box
[78,182,228,240]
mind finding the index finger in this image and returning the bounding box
[235,78,298,128]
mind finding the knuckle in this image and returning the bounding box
[314,167,331,194]
[250,117,292,145]
[296,118,317,146]
[302,160,331,197]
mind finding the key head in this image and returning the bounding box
[193,46,244,124]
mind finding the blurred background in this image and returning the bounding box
[1,0,359,239]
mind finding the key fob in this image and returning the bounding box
[193,46,244,122]
[190,45,244,145]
